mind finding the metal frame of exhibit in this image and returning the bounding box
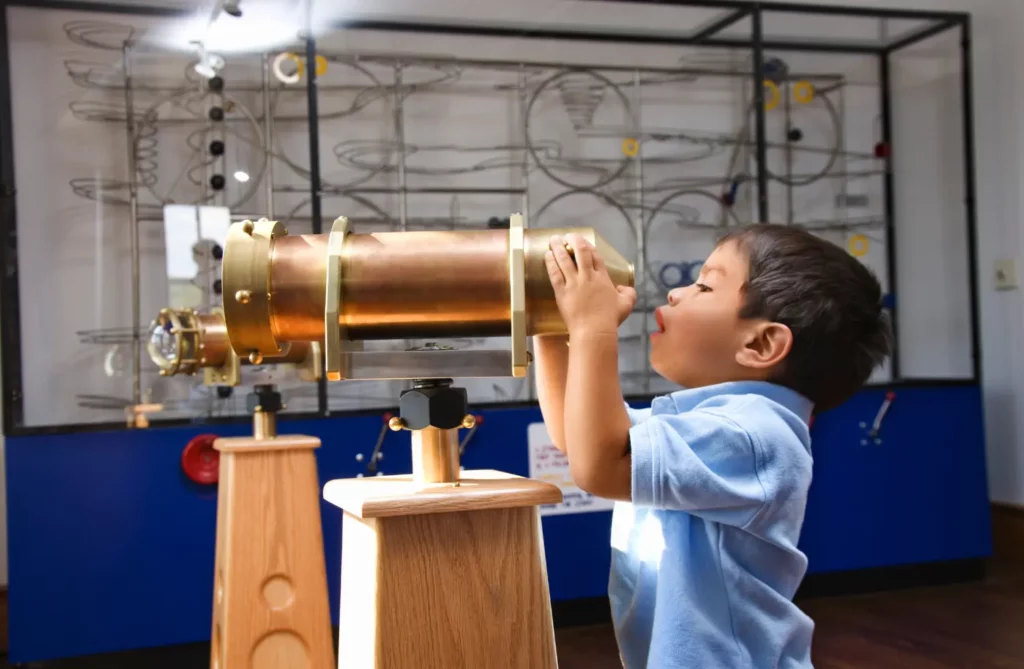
[0,0,979,436]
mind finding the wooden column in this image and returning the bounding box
[211,433,334,669]
[324,468,563,669]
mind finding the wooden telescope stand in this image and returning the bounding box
[211,385,334,669]
[323,379,564,668]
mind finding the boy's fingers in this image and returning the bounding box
[549,235,577,283]
[545,250,566,288]
[569,234,594,278]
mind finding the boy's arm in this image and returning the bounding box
[544,235,636,501]
[562,331,633,500]
[533,334,570,453]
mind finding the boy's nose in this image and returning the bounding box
[667,288,684,305]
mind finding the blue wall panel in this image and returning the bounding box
[5,384,991,662]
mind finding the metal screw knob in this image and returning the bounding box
[388,416,405,431]
[249,351,263,365]
[462,414,476,429]
[241,220,255,235]
[235,290,251,305]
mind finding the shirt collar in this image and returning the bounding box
[652,381,814,424]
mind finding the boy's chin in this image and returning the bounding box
[649,357,689,389]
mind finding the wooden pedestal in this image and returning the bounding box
[211,434,334,669]
[324,470,564,669]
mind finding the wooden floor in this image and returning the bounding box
[556,561,1024,669]
[2,561,1022,668]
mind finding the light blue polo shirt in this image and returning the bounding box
[611,381,816,668]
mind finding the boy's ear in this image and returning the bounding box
[736,321,792,370]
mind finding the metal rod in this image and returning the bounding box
[303,26,328,416]
[705,37,882,55]
[879,53,900,379]
[0,6,24,431]
[253,409,277,440]
[394,63,408,231]
[6,0,192,17]
[302,187,527,196]
[784,80,793,224]
[333,18,911,53]
[519,65,535,401]
[262,53,275,218]
[327,52,846,81]
[632,69,649,393]
[410,426,460,484]
[751,8,769,222]
[692,9,749,42]
[122,41,141,408]
[14,0,965,24]
[883,19,958,53]
[519,65,530,220]
[583,0,966,21]
[959,18,981,382]
[838,78,849,235]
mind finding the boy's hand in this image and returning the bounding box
[546,233,637,337]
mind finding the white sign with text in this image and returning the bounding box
[527,422,617,517]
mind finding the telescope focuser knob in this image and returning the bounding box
[246,385,283,415]
[398,382,469,431]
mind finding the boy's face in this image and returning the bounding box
[650,240,769,388]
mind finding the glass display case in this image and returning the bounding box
[0,0,978,433]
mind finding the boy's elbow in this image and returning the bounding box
[569,460,619,499]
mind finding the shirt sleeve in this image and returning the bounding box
[625,402,652,426]
[629,406,767,527]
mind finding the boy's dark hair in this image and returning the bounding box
[718,224,893,411]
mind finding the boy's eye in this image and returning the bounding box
[694,282,711,293]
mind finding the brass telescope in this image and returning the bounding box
[146,307,320,387]
[221,213,634,379]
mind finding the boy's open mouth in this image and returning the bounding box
[655,307,666,333]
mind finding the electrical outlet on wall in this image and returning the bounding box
[994,259,1019,290]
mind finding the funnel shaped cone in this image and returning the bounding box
[523,227,635,335]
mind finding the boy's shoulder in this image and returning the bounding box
[648,380,813,428]
[633,380,814,469]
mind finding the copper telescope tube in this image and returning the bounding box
[258,227,634,345]
[194,312,232,368]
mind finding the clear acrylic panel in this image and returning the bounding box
[8,5,320,427]
[889,27,972,379]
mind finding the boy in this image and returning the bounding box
[534,224,892,668]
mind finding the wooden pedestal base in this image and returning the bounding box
[324,470,564,669]
[211,434,334,669]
